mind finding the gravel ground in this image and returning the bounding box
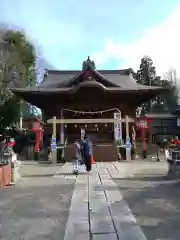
[0,162,75,240]
[113,161,180,240]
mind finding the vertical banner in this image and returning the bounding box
[81,128,85,139]
[114,112,122,140]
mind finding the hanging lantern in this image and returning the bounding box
[74,124,77,128]
[96,127,99,131]
[105,124,107,127]
[95,124,97,128]
[65,124,67,128]
[85,124,87,128]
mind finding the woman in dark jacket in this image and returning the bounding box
[82,135,92,172]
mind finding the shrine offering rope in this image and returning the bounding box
[62,108,121,114]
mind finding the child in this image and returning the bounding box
[72,140,82,175]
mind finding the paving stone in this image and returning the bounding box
[90,219,115,234]
[89,199,107,210]
[92,233,118,240]
[105,190,122,202]
[115,221,147,240]
[64,173,89,240]
[64,221,90,240]
[90,211,112,220]
[98,163,147,240]
[71,190,88,202]
[89,169,116,235]
[113,161,133,178]
[68,202,89,221]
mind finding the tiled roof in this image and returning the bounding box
[40,69,161,90]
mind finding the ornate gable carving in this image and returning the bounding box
[82,56,96,70]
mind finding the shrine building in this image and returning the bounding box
[11,57,167,145]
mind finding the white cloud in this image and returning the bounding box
[92,7,180,76]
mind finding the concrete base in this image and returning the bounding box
[167,160,180,178]
[51,150,57,164]
[11,161,21,183]
[34,152,40,161]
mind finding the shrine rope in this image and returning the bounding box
[61,108,121,115]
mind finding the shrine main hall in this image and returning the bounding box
[11,57,166,145]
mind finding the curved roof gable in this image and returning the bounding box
[40,58,138,89]
[38,57,163,91]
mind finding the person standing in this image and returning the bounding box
[82,135,92,172]
[73,140,83,174]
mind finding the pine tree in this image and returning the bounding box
[136,56,157,114]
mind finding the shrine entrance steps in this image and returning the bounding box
[64,143,118,162]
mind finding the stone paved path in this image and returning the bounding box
[60,162,147,240]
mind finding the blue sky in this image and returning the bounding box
[0,0,180,73]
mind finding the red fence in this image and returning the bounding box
[0,164,11,188]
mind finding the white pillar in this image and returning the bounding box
[51,116,57,164]
[19,116,23,130]
[125,115,131,163]
[19,101,23,130]
[60,110,64,145]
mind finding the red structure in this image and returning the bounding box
[136,117,152,157]
[31,117,44,153]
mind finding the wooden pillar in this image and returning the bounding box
[53,116,56,137]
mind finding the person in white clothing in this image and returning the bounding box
[72,140,83,174]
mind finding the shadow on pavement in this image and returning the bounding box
[114,175,173,182]
[22,173,55,178]
[56,172,87,176]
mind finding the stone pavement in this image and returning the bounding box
[56,162,147,240]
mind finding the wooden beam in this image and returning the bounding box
[52,116,56,137]
[47,118,134,124]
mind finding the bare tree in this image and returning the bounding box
[163,68,179,110]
